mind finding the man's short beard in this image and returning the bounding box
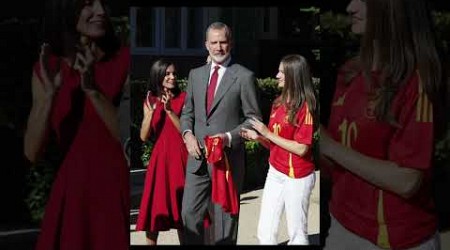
[211,54,229,64]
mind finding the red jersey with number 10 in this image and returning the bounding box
[268,101,315,179]
[326,64,437,249]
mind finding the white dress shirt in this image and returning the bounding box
[209,56,232,147]
[208,56,231,96]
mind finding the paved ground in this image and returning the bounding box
[130,170,321,245]
[3,169,450,248]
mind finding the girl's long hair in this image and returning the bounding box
[275,54,318,128]
[347,0,444,123]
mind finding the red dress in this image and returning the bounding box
[135,92,188,232]
[34,47,130,250]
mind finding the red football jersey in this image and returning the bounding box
[326,66,437,249]
[268,101,315,178]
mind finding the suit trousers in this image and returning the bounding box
[257,165,315,245]
[181,160,241,245]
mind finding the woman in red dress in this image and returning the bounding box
[135,59,187,245]
[24,0,130,249]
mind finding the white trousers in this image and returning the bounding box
[257,165,316,245]
[324,215,441,250]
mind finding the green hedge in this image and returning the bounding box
[25,136,62,222]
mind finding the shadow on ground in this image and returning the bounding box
[279,233,320,246]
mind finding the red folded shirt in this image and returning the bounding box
[204,136,239,215]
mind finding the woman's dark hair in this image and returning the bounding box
[42,0,120,58]
[148,59,180,97]
[275,54,318,127]
[346,0,444,123]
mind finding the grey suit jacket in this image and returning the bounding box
[180,61,262,174]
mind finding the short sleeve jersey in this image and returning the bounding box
[268,102,315,178]
[326,65,437,249]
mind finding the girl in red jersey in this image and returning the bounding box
[320,0,446,249]
[240,54,318,245]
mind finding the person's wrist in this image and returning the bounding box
[326,138,340,159]
[44,90,58,101]
[144,110,153,118]
[183,131,193,142]
[264,131,273,141]
[223,133,229,147]
[83,88,99,97]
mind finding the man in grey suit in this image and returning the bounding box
[180,22,262,245]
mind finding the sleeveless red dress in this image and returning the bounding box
[34,47,130,250]
[135,92,188,232]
